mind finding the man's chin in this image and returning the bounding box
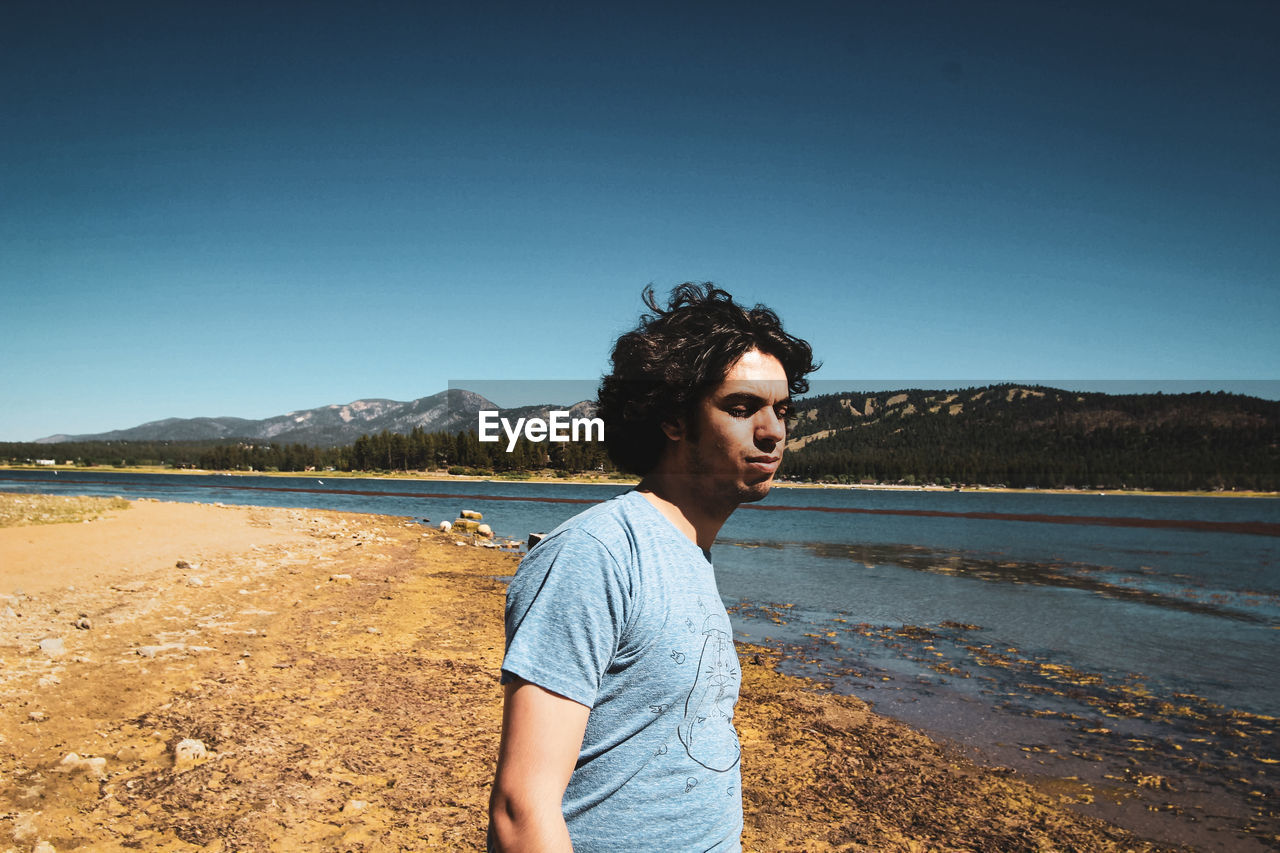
[736,477,775,504]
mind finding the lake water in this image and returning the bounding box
[3,470,1277,849]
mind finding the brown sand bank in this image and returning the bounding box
[0,496,1180,851]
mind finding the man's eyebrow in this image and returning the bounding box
[720,391,766,403]
[720,391,793,405]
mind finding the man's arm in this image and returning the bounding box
[489,677,591,852]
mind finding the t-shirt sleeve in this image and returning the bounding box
[500,528,630,709]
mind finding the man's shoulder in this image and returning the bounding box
[538,490,649,550]
[506,493,648,618]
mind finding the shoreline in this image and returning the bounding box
[0,496,1190,851]
[4,464,1276,499]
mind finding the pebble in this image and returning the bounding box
[74,615,91,630]
[28,711,48,723]
[329,574,353,583]
[11,812,39,843]
[342,798,369,815]
[58,752,107,780]
[173,738,209,769]
[34,842,57,853]
[136,646,159,658]
[38,637,66,658]
[186,576,205,587]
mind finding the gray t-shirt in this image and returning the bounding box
[500,489,743,852]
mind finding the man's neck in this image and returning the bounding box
[635,470,734,552]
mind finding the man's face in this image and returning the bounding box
[667,348,791,509]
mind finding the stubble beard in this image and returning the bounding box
[736,474,774,505]
[685,442,776,510]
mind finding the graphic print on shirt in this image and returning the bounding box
[678,612,741,772]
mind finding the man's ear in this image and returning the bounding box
[660,418,685,442]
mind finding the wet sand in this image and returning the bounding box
[0,496,1182,851]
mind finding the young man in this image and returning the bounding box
[489,284,818,852]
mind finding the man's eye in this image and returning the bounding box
[729,407,751,418]
[775,405,793,420]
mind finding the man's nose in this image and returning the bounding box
[756,408,786,444]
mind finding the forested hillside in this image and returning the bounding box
[0,425,609,477]
[5,385,1277,490]
[781,385,1279,491]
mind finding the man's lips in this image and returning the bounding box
[746,456,781,472]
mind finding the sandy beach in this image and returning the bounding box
[0,495,1181,851]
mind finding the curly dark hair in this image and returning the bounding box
[597,282,819,475]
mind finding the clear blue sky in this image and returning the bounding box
[3,0,1277,441]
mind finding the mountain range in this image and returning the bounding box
[33,389,581,448]
[22,384,1279,490]
[780,384,1279,489]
